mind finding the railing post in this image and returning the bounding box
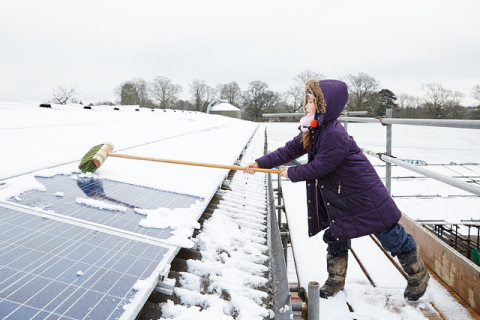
[307,281,319,320]
[386,108,392,195]
[277,173,288,269]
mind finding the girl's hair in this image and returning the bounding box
[301,131,312,149]
[300,79,326,150]
[300,93,315,149]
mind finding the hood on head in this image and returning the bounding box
[304,79,348,124]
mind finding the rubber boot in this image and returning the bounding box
[320,253,348,299]
[398,248,430,301]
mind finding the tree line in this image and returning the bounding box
[110,71,325,122]
[50,71,480,121]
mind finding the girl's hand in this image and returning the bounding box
[244,161,259,174]
[280,167,290,179]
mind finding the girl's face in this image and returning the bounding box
[305,94,316,117]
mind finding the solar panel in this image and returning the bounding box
[0,174,205,319]
[0,203,175,320]
[9,175,203,240]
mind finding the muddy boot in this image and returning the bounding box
[320,253,348,299]
[398,248,430,301]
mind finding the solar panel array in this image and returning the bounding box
[0,174,205,320]
[12,175,202,240]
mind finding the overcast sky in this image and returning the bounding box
[1,0,479,106]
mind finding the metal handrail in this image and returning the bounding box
[263,113,304,118]
[339,116,480,129]
[361,148,480,196]
[342,110,480,196]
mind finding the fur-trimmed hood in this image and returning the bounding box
[304,79,348,124]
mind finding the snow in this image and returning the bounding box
[0,174,46,201]
[0,102,255,199]
[135,203,201,230]
[211,102,240,111]
[122,279,152,312]
[0,101,261,319]
[76,197,128,212]
[1,102,479,320]
[134,202,204,247]
[157,130,272,320]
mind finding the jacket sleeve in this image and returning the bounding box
[256,133,307,169]
[288,130,350,182]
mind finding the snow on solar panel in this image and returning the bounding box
[0,174,206,319]
[8,174,203,240]
[0,204,174,320]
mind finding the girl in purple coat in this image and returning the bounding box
[245,79,429,301]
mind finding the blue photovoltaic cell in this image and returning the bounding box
[9,175,203,240]
[0,205,171,320]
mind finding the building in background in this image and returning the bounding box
[207,100,242,119]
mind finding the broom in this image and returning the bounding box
[78,142,283,174]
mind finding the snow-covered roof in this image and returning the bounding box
[0,101,272,319]
[1,102,479,319]
[210,102,240,111]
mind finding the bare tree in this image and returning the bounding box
[50,85,79,105]
[342,72,380,113]
[174,99,195,111]
[276,92,292,113]
[149,76,182,109]
[242,81,279,121]
[217,82,242,108]
[115,78,151,107]
[397,94,422,118]
[450,104,468,119]
[294,70,326,85]
[189,79,216,112]
[285,70,326,114]
[422,83,464,119]
[472,84,480,105]
[285,85,305,114]
[134,78,150,108]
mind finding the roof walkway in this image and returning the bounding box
[282,179,480,320]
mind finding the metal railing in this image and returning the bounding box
[339,111,480,196]
[263,112,304,119]
[340,116,480,129]
[265,113,480,318]
[417,219,480,256]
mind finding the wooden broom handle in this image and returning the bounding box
[107,153,283,174]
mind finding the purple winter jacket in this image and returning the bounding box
[256,80,401,240]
